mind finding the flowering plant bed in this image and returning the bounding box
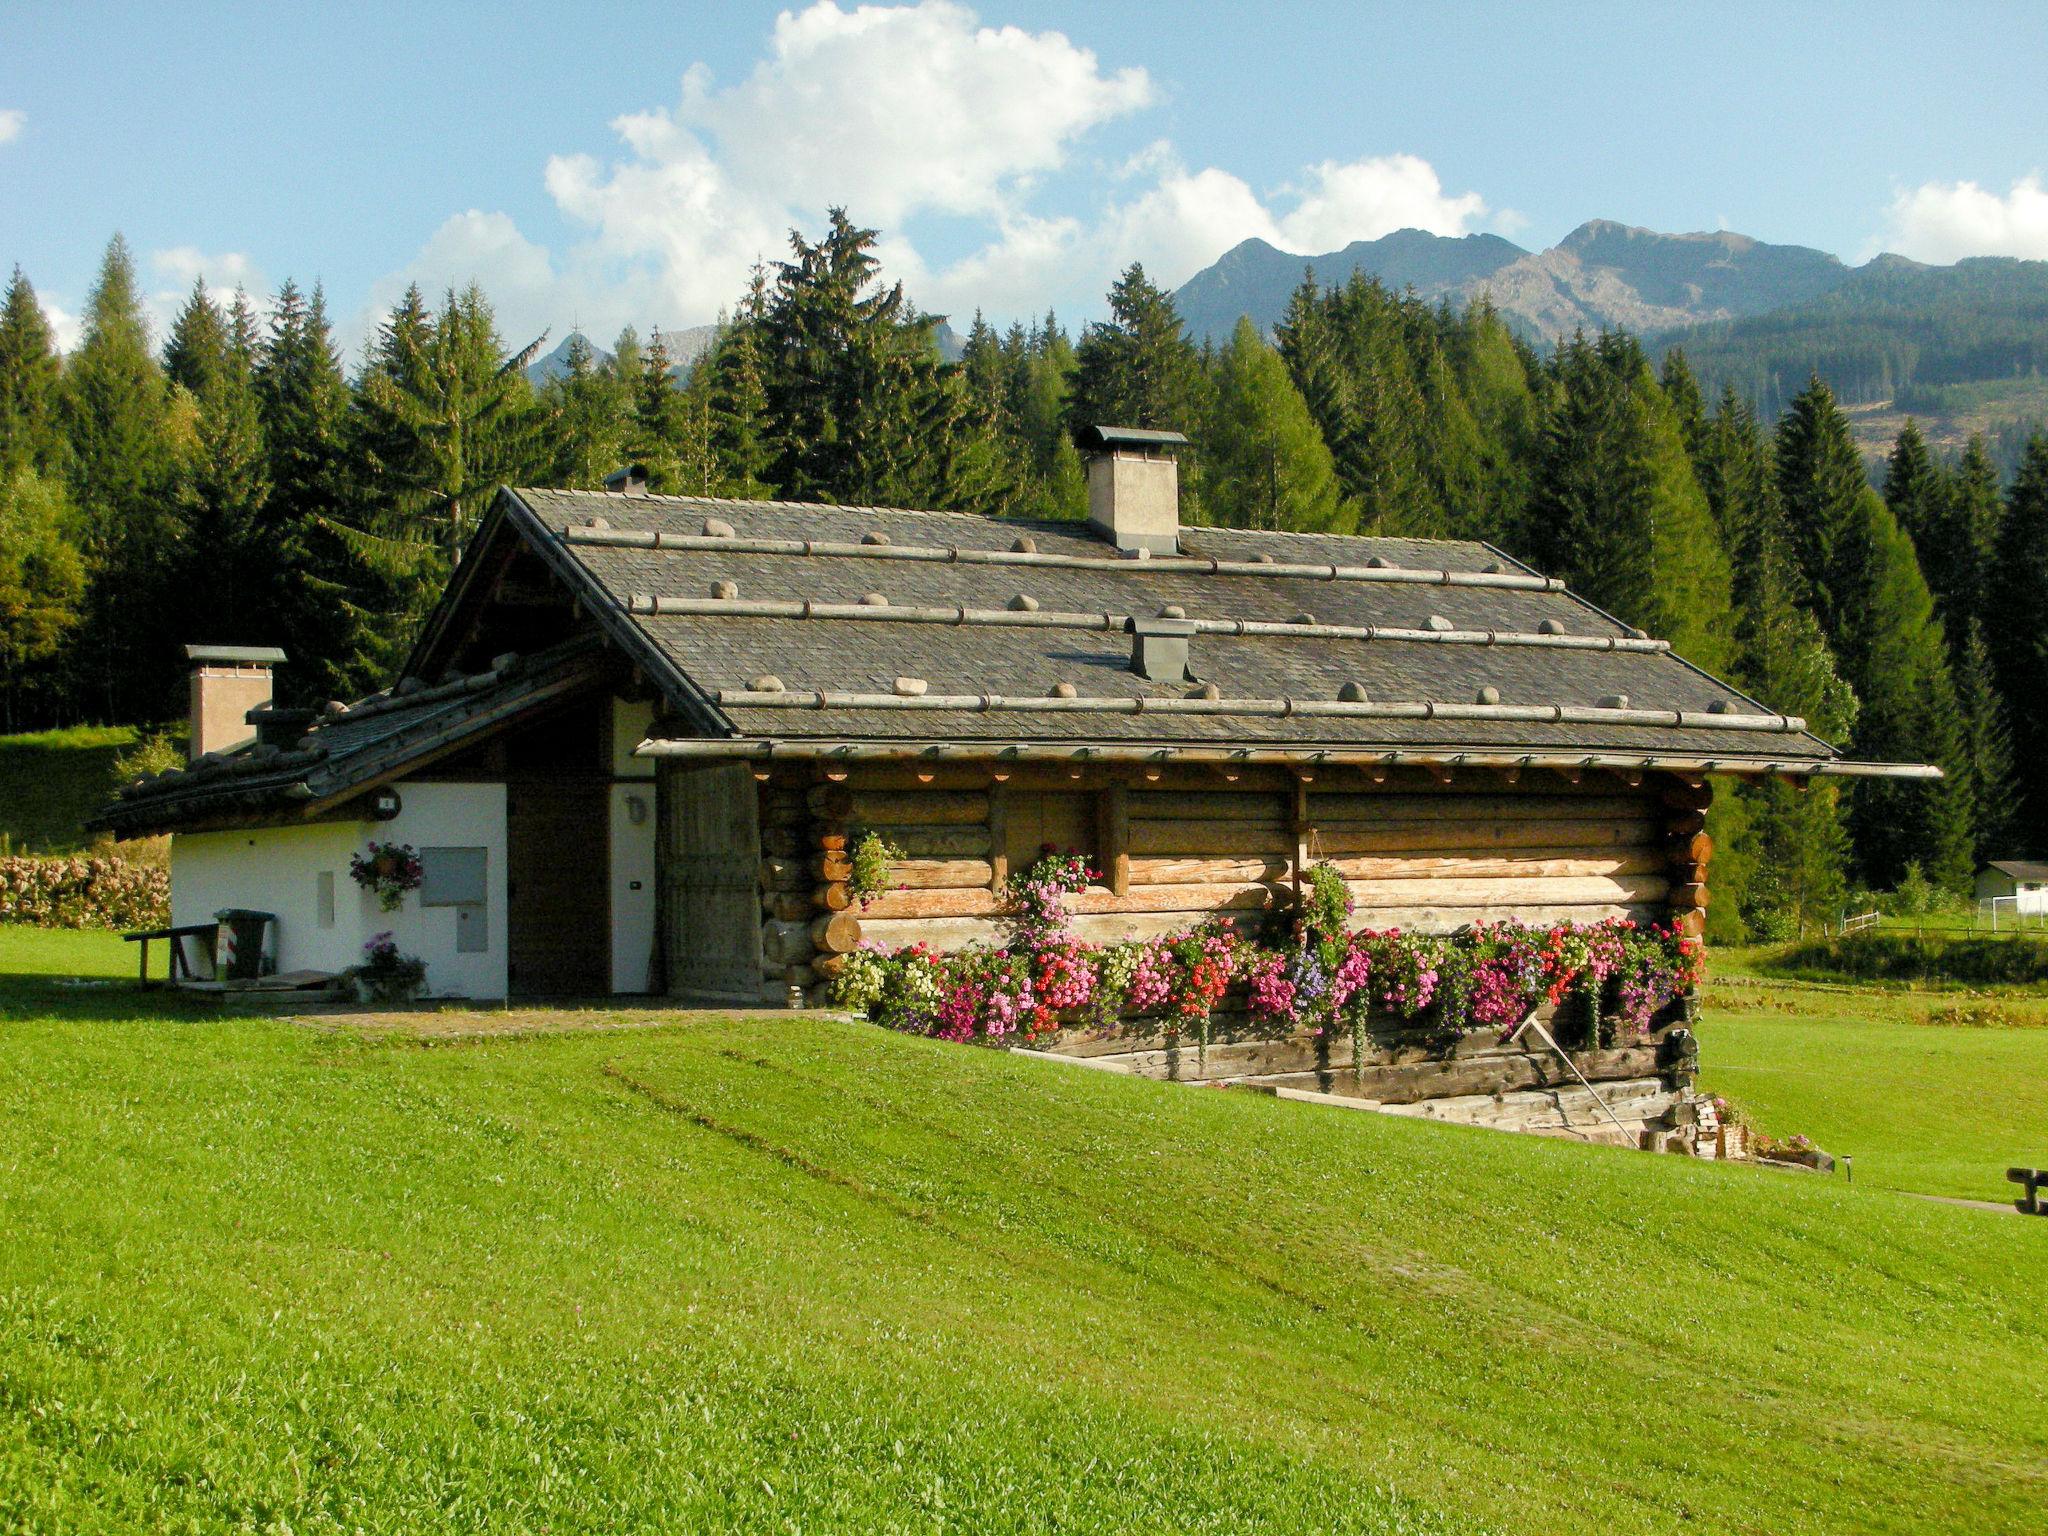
[349,931,427,1004]
[349,841,423,912]
[833,856,1704,1061]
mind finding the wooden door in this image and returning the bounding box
[506,779,610,996]
[660,763,763,1001]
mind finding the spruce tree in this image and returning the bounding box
[0,266,64,477]
[1202,316,1347,532]
[1773,374,1868,637]
[1927,434,2003,635]
[1072,263,1206,437]
[60,235,183,720]
[163,280,232,401]
[1952,616,2018,860]
[1526,332,1736,674]
[1445,299,1540,545]
[629,328,689,490]
[703,319,775,497]
[1832,488,1977,889]
[540,332,632,489]
[1729,521,1857,937]
[1659,347,1708,461]
[1989,436,2048,851]
[1881,421,1943,557]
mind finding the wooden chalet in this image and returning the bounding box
[98,429,1935,1025]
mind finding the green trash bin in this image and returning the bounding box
[213,909,276,981]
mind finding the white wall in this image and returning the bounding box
[170,781,508,999]
[609,784,657,992]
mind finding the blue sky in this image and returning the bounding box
[3,1,2045,354]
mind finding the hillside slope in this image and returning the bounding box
[2,984,2042,1533]
[0,725,143,854]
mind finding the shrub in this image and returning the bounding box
[0,853,169,929]
[1776,934,2048,986]
[109,729,185,788]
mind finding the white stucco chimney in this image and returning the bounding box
[1078,425,1189,556]
[185,644,286,760]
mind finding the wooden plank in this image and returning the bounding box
[663,762,765,1001]
[987,784,1009,892]
[1343,902,1659,933]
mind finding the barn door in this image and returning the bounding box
[506,778,610,996]
[660,763,763,1001]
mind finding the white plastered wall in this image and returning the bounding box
[609,696,658,992]
[169,781,509,998]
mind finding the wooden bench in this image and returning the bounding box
[2008,1168,2048,1216]
[122,924,217,986]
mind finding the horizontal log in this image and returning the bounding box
[1659,780,1712,811]
[1664,810,1707,838]
[806,787,990,825]
[811,853,854,883]
[759,802,808,829]
[1345,903,1661,933]
[850,881,1283,922]
[1667,860,1709,884]
[1328,851,1666,882]
[1675,909,1705,938]
[811,952,847,980]
[810,911,864,953]
[814,829,849,852]
[1307,792,1654,825]
[1127,790,1291,823]
[854,910,1261,951]
[763,961,819,987]
[1312,819,1660,856]
[1670,882,1709,908]
[1675,831,1712,864]
[890,857,996,890]
[814,882,853,912]
[1348,874,1669,908]
[1128,854,1294,884]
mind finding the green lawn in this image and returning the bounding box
[2,926,2045,1534]
[1696,975,2048,1201]
[0,725,146,854]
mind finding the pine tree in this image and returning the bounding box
[1202,316,1347,532]
[60,235,183,721]
[0,266,64,477]
[1989,436,2048,851]
[1773,374,1868,638]
[703,319,775,497]
[1694,387,1776,600]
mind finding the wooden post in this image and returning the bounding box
[1291,777,1310,906]
[1099,785,1130,896]
[987,782,1009,892]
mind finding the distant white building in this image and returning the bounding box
[1976,861,2048,915]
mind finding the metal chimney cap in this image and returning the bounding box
[603,463,651,495]
[185,644,287,665]
[1075,424,1190,453]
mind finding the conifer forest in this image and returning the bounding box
[4,210,2045,939]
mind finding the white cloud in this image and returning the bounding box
[0,109,23,146]
[146,246,268,344]
[1875,174,2048,263]
[372,2,1496,341]
[41,297,80,353]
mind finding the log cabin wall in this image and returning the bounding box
[719,759,1713,1006]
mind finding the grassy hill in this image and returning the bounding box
[3,932,2045,1533]
[0,725,146,855]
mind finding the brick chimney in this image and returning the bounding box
[185,645,286,759]
[1077,425,1188,556]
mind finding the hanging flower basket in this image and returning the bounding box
[349,841,423,912]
